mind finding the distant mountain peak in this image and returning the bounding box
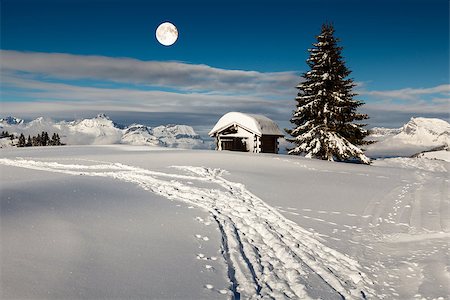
[123,124,152,135]
[152,124,199,139]
[95,113,110,120]
[402,117,450,137]
[27,116,54,126]
[0,116,24,125]
[366,117,450,158]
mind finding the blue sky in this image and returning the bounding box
[1,0,449,132]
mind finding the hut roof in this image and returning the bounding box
[209,112,284,137]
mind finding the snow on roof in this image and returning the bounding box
[209,112,284,137]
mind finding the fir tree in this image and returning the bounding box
[51,133,56,146]
[56,133,61,145]
[50,133,61,146]
[45,132,50,145]
[286,23,371,164]
[41,131,49,146]
[18,133,26,147]
[26,135,32,147]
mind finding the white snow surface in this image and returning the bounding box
[209,112,284,137]
[0,114,208,149]
[153,124,198,137]
[0,137,16,148]
[121,124,160,146]
[152,124,206,149]
[418,149,450,162]
[1,146,449,299]
[397,117,450,145]
[366,117,450,157]
[369,127,401,138]
[67,114,123,144]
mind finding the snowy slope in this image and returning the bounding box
[366,117,450,157]
[368,127,401,139]
[0,114,209,149]
[0,137,16,148]
[1,146,448,299]
[121,124,160,146]
[121,124,207,148]
[417,149,450,162]
[413,146,450,162]
[152,124,207,149]
[397,117,450,146]
[67,114,123,144]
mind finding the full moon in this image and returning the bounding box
[156,22,178,46]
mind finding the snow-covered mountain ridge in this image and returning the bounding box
[0,114,209,149]
[0,116,24,126]
[370,117,450,145]
[369,127,401,138]
[396,117,450,145]
[366,117,450,157]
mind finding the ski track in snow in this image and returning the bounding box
[269,157,449,299]
[352,168,450,299]
[0,158,373,299]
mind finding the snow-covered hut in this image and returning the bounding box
[209,112,284,153]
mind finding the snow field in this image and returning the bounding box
[1,146,448,299]
[0,157,373,299]
[0,160,228,299]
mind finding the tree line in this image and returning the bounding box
[1,131,15,140]
[0,130,63,147]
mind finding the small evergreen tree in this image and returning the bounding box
[36,133,41,146]
[286,23,371,164]
[18,133,26,147]
[50,133,56,146]
[40,131,48,146]
[26,135,32,147]
[56,133,61,145]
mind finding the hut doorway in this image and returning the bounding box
[260,136,277,153]
[220,137,247,152]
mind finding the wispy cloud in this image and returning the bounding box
[0,50,298,128]
[1,50,299,96]
[357,84,450,126]
[0,75,292,123]
[1,50,448,130]
[358,84,450,101]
